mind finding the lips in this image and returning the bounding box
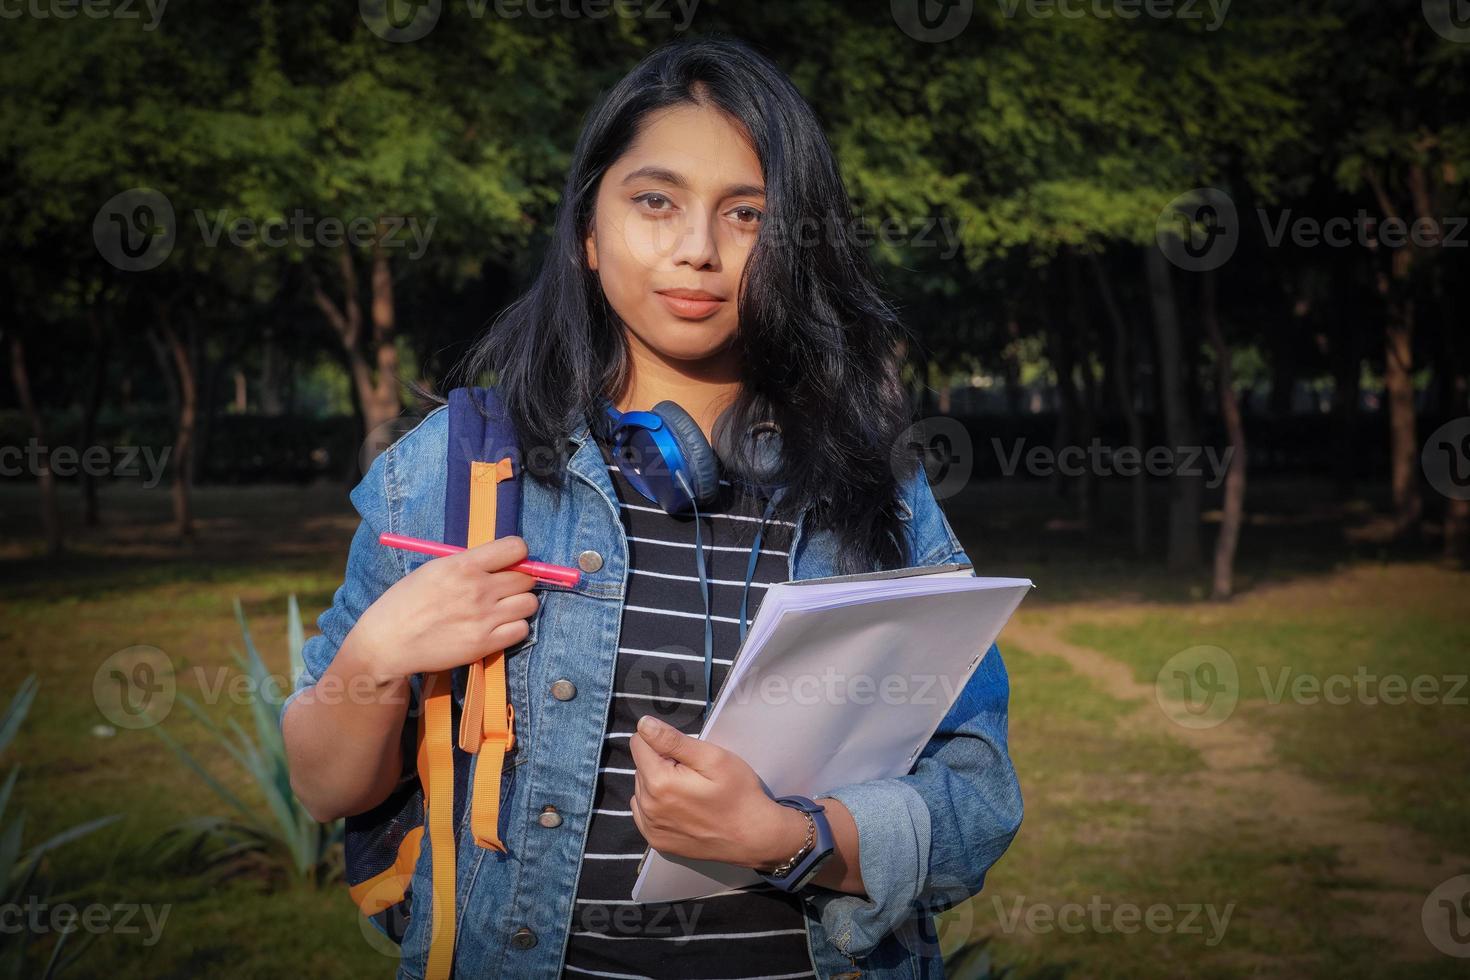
[655,287,726,320]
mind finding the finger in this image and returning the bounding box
[457,534,529,573]
[494,591,539,623]
[635,715,720,774]
[482,619,530,653]
[626,731,667,775]
[629,790,648,839]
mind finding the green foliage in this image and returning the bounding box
[148,596,343,888]
[0,677,122,980]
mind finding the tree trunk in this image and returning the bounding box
[7,329,63,556]
[1201,269,1247,599]
[80,305,111,528]
[153,301,196,541]
[1091,253,1149,557]
[1145,246,1201,571]
[313,246,404,483]
[1380,245,1421,537]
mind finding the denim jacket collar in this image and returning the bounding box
[561,408,839,583]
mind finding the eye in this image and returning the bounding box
[728,205,763,225]
[633,192,675,214]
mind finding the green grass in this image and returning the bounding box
[1061,564,1470,855]
[950,641,1428,980]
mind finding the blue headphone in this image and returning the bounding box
[600,398,785,719]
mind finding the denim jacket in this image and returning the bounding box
[284,401,1023,979]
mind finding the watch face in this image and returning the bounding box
[790,849,834,891]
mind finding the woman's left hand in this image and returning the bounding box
[627,714,806,870]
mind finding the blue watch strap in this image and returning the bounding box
[759,795,835,893]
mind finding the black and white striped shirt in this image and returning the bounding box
[560,432,816,980]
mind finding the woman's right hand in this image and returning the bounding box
[346,535,541,682]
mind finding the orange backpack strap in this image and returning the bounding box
[423,456,517,980]
[422,670,458,980]
[458,458,517,850]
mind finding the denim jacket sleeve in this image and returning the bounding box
[278,431,411,733]
[806,471,1024,958]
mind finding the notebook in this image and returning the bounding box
[630,562,1033,903]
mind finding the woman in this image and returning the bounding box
[283,34,1021,980]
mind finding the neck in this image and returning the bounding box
[613,331,743,440]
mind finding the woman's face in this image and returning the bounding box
[584,102,765,366]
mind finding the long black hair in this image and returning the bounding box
[412,34,919,575]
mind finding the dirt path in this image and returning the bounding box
[1004,609,1462,962]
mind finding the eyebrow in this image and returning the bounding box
[619,165,765,199]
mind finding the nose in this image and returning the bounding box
[668,204,720,271]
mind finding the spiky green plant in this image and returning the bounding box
[149,595,343,887]
[0,675,121,979]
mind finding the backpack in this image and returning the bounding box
[342,385,524,980]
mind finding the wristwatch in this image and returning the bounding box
[757,795,835,893]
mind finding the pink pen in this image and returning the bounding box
[378,532,582,588]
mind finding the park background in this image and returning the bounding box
[2,1,1468,977]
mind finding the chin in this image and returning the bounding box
[644,326,740,362]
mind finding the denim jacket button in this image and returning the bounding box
[537,805,563,828]
[550,679,577,701]
[577,550,603,573]
[510,926,538,950]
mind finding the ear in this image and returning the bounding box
[584,224,598,271]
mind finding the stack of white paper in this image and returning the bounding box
[630,563,1033,903]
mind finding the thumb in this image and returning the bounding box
[458,534,529,572]
[637,715,717,771]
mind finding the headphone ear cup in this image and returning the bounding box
[651,400,722,507]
